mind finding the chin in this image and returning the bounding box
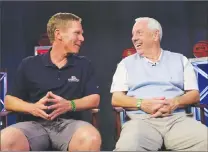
[74,49,80,52]
[67,49,79,54]
[136,49,144,55]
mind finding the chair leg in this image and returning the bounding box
[0,115,7,130]
[200,107,205,125]
[115,111,121,141]
[92,113,98,129]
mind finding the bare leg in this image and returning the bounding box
[0,127,30,151]
[68,125,101,151]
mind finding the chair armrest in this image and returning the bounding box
[90,108,100,113]
[0,109,100,129]
[191,103,208,125]
[191,103,208,108]
[113,107,138,112]
[113,107,125,112]
[90,108,100,129]
[0,110,12,117]
[0,109,100,116]
[0,110,13,129]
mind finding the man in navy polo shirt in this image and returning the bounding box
[1,12,101,151]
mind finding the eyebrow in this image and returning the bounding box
[74,30,84,34]
[132,30,143,35]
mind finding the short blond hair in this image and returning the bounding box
[47,12,82,43]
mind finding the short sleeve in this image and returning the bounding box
[82,61,100,96]
[183,56,199,91]
[110,61,129,93]
[6,59,29,101]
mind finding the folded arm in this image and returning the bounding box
[4,95,32,113]
[176,90,200,108]
[71,94,100,110]
[112,92,137,108]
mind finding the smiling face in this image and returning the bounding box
[132,20,159,55]
[57,21,84,54]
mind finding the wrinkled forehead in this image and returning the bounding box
[132,20,149,33]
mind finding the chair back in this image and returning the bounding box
[0,69,7,112]
[189,57,208,126]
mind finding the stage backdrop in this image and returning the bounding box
[1,1,207,150]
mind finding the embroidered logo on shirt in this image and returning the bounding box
[68,76,79,82]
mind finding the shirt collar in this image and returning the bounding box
[42,48,76,68]
[143,48,163,64]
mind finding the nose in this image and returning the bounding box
[80,34,84,42]
[132,36,136,43]
[132,34,139,44]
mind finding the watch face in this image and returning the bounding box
[136,99,143,109]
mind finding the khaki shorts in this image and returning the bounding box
[10,118,90,151]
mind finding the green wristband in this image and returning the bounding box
[70,100,76,112]
[136,99,143,109]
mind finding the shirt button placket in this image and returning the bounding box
[58,70,61,80]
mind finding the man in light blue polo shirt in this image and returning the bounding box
[111,17,207,151]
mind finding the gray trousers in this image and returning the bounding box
[114,112,208,151]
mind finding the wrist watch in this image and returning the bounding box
[136,99,143,109]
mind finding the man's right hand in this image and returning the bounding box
[140,97,170,115]
[27,93,51,120]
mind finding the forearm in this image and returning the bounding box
[4,95,32,113]
[71,94,100,111]
[177,90,200,107]
[112,92,137,108]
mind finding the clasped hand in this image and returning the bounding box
[141,97,180,118]
[29,91,71,120]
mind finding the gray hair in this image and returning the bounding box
[135,17,162,41]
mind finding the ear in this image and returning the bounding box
[54,29,62,41]
[153,30,160,41]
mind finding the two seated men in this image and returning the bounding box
[1,13,207,151]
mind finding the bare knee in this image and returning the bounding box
[0,127,30,151]
[69,125,101,151]
[78,125,101,142]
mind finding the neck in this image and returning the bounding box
[50,43,68,67]
[144,48,161,61]
[142,43,161,62]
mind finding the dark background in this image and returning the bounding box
[1,1,207,150]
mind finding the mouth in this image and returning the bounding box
[135,43,142,49]
[75,44,81,48]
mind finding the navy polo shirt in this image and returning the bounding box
[7,50,100,121]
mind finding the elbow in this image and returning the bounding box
[190,90,200,103]
[93,94,100,108]
[111,94,118,107]
[195,91,200,103]
[111,98,116,107]
[4,95,11,110]
[112,100,117,107]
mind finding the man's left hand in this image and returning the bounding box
[151,98,180,118]
[46,91,71,120]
